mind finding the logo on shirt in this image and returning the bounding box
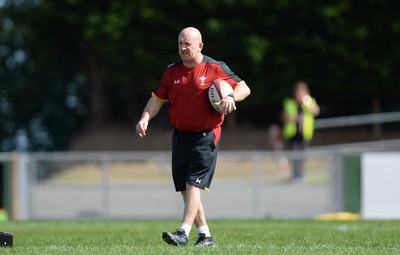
[199,75,207,86]
[174,80,180,85]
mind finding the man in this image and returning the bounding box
[135,27,250,246]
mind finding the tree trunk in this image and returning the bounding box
[224,110,237,130]
[372,95,382,137]
[87,46,109,126]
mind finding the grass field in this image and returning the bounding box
[1,220,399,254]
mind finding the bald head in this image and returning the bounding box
[179,27,202,42]
[178,27,204,67]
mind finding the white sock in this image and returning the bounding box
[180,223,192,237]
[197,225,211,237]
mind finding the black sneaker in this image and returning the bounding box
[162,229,188,246]
[195,233,215,247]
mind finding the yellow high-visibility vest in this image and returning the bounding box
[282,98,316,141]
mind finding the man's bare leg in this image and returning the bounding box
[181,187,207,228]
[182,183,201,227]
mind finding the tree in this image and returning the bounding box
[0,1,88,150]
[1,0,400,151]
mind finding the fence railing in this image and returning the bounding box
[1,140,400,220]
[315,111,400,129]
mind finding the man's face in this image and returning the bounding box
[178,32,202,62]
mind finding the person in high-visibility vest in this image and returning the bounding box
[281,81,320,182]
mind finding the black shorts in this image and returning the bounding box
[172,129,220,192]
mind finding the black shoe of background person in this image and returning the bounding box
[0,231,14,247]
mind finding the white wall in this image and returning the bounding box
[361,152,400,219]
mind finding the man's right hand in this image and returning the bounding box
[136,121,148,137]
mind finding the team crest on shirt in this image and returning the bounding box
[199,75,207,86]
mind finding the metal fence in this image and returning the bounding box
[314,111,400,129]
[2,140,400,220]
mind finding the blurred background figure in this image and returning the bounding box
[281,81,320,182]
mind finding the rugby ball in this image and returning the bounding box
[208,79,233,113]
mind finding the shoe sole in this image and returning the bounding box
[195,242,215,247]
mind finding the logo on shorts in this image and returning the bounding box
[195,179,202,184]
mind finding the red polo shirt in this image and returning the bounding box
[152,55,242,142]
